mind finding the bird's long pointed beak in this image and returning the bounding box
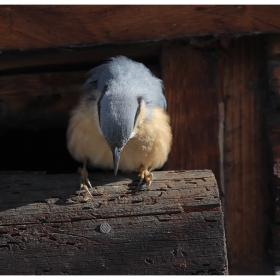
[113,147,121,175]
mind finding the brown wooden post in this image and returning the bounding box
[160,40,220,187]
[218,35,273,274]
[266,34,280,269]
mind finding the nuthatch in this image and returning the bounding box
[67,56,172,196]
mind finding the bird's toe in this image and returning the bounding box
[135,164,153,187]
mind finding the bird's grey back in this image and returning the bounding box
[83,56,167,112]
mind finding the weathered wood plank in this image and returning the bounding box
[266,120,280,220]
[0,6,280,50]
[0,41,161,73]
[272,225,280,264]
[0,170,228,275]
[267,121,280,225]
[0,71,85,129]
[160,40,220,188]
[266,120,280,180]
[268,61,280,109]
[218,35,273,274]
[266,35,280,265]
[267,34,280,59]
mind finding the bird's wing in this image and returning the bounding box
[149,88,167,111]
[82,65,105,93]
[82,64,110,104]
[141,75,167,111]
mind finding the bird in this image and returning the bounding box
[67,56,172,197]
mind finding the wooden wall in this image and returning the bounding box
[0,5,280,275]
[219,36,272,274]
[160,36,273,274]
[266,34,280,270]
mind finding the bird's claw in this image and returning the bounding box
[79,183,92,196]
[147,173,153,187]
[78,181,93,202]
[135,165,153,187]
[78,158,93,202]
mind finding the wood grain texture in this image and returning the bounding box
[160,41,220,187]
[218,35,273,274]
[0,170,228,275]
[268,62,280,107]
[0,41,161,73]
[0,71,86,129]
[266,117,280,184]
[266,34,280,268]
[0,6,280,49]
[273,226,280,263]
[267,34,280,59]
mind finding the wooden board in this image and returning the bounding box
[267,34,280,59]
[0,71,85,129]
[160,40,220,188]
[0,170,228,275]
[218,35,273,274]
[266,34,280,269]
[267,39,280,165]
[0,41,161,74]
[268,61,280,107]
[0,6,280,50]
[272,225,280,264]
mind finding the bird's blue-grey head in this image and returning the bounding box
[83,56,166,175]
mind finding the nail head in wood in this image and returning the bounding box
[100,222,111,234]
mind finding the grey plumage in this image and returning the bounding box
[83,56,166,110]
[83,56,166,151]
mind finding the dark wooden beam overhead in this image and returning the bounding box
[0,5,280,50]
[0,41,161,73]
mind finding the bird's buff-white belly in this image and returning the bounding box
[67,102,172,172]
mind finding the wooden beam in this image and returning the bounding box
[218,35,273,274]
[0,6,280,50]
[160,40,220,188]
[267,34,280,60]
[273,226,280,264]
[0,170,228,275]
[0,41,161,73]
[0,71,86,129]
[266,33,280,269]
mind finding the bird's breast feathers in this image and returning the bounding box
[67,99,172,172]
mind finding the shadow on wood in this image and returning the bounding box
[0,170,228,275]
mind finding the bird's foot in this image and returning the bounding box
[78,158,93,201]
[134,165,153,187]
